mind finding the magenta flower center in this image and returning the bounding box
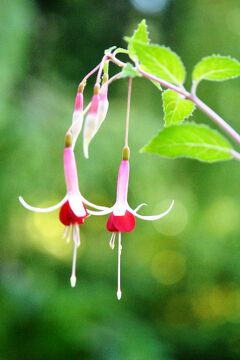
[107,210,136,233]
[59,201,88,226]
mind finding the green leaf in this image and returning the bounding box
[141,123,233,163]
[121,63,141,78]
[163,90,195,127]
[130,41,186,85]
[114,47,129,55]
[192,55,240,84]
[126,20,149,60]
[104,46,117,55]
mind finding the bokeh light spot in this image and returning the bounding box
[204,197,239,237]
[25,201,71,259]
[151,250,186,285]
[130,0,169,14]
[154,199,188,236]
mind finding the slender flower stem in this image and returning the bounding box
[137,66,190,98]
[96,55,108,85]
[125,78,133,147]
[108,53,126,68]
[79,62,102,86]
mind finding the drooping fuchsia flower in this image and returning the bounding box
[83,84,100,158]
[83,81,109,158]
[69,85,84,148]
[89,147,174,300]
[98,81,109,129]
[19,133,106,287]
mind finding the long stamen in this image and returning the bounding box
[66,225,72,243]
[75,225,81,247]
[117,232,122,300]
[70,241,78,287]
[109,232,116,250]
[70,225,80,287]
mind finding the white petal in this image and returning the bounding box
[68,193,87,217]
[19,195,68,213]
[134,200,174,221]
[80,195,109,210]
[87,207,113,216]
[132,203,147,213]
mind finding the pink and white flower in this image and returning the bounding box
[83,82,109,158]
[83,85,100,158]
[97,82,109,128]
[69,91,84,148]
[19,134,106,287]
[89,154,174,300]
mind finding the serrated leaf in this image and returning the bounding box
[126,20,149,60]
[151,80,162,91]
[130,41,186,85]
[192,55,240,84]
[141,123,233,163]
[163,90,195,127]
[121,63,141,78]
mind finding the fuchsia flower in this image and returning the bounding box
[83,82,109,158]
[83,85,100,158]
[89,151,174,300]
[69,89,84,148]
[98,83,109,128]
[19,134,105,287]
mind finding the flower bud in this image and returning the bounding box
[69,92,84,147]
[97,83,109,128]
[83,85,100,158]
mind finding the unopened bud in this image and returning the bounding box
[122,146,130,160]
[65,133,72,147]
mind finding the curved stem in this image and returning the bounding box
[96,55,108,85]
[79,62,101,85]
[189,95,240,145]
[135,64,240,146]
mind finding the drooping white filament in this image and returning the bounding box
[63,226,71,243]
[117,232,122,300]
[109,232,116,250]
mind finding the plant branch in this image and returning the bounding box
[135,64,240,146]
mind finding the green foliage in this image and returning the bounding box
[163,90,195,127]
[192,55,240,84]
[127,19,149,60]
[126,21,240,163]
[121,63,141,78]
[142,123,233,162]
[129,41,186,86]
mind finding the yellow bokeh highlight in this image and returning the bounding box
[24,201,72,260]
[191,285,240,323]
[204,197,239,237]
[151,250,186,285]
[154,200,188,236]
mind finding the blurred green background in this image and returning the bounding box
[1,0,240,359]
